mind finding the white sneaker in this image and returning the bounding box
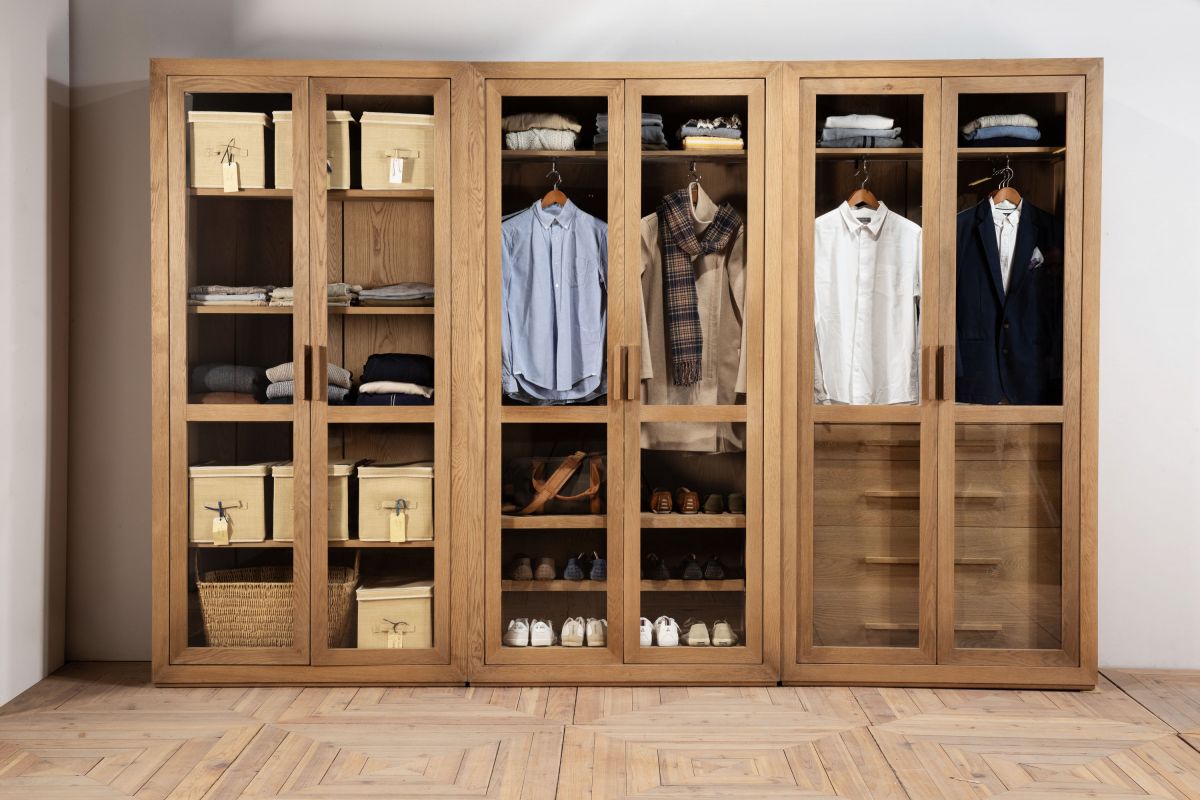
[653,615,680,647]
[639,617,654,647]
[503,618,530,647]
[585,618,607,647]
[561,617,585,647]
[684,619,710,646]
[530,619,556,647]
[711,620,739,647]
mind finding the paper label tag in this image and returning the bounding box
[388,157,406,184]
[222,161,240,192]
[212,516,230,546]
[387,631,405,649]
[389,510,407,543]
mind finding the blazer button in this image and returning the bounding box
[1003,322,1010,329]
[1002,348,1009,355]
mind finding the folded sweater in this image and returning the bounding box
[189,363,267,395]
[357,381,433,397]
[188,285,273,296]
[357,282,435,300]
[678,124,742,140]
[682,136,744,150]
[265,380,349,404]
[820,126,902,142]
[817,135,905,148]
[824,114,894,130]
[502,112,581,134]
[361,353,435,387]
[355,393,434,406]
[961,113,1039,135]
[265,361,352,389]
[962,125,1042,142]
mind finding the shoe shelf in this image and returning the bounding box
[500,514,608,529]
[501,580,607,592]
[327,540,435,548]
[499,406,608,423]
[326,407,436,424]
[640,580,745,592]
[188,540,293,548]
[640,513,746,529]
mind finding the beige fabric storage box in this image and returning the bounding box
[357,461,434,542]
[187,111,271,189]
[273,110,353,190]
[271,460,357,542]
[359,112,436,190]
[356,580,433,649]
[189,463,273,543]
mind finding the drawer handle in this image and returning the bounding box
[862,622,1004,632]
[861,556,1002,568]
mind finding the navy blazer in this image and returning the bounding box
[955,199,1064,405]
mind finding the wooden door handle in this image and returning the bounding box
[611,345,624,402]
[937,344,955,402]
[318,345,328,403]
[302,345,312,401]
[625,345,641,401]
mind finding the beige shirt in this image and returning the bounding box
[639,185,747,452]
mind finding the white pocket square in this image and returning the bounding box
[1029,246,1045,270]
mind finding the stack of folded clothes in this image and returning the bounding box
[357,282,434,307]
[188,363,267,404]
[961,113,1041,146]
[679,115,744,151]
[264,360,352,405]
[502,112,581,151]
[355,353,434,406]
[268,282,360,307]
[188,285,272,306]
[819,114,904,148]
[594,112,666,151]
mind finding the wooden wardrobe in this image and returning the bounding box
[150,59,1102,688]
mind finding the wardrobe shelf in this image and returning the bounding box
[329,306,435,315]
[501,514,607,529]
[502,150,606,163]
[189,188,291,198]
[188,540,293,548]
[500,406,608,423]
[641,150,747,163]
[640,580,746,592]
[816,147,923,160]
[956,146,1065,160]
[640,513,747,529]
[327,407,435,424]
[501,580,606,592]
[184,404,293,422]
[327,540,435,548]
[187,305,292,315]
[327,189,434,201]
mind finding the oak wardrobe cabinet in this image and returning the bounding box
[150,59,1100,688]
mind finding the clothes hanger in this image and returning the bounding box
[990,156,1021,210]
[846,159,879,210]
[687,161,702,206]
[540,160,568,208]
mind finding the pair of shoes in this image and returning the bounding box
[640,616,681,647]
[678,553,727,580]
[679,618,739,646]
[561,617,607,647]
[700,493,747,514]
[647,487,701,514]
[508,554,555,581]
[563,552,606,581]
[642,552,671,580]
[503,618,557,647]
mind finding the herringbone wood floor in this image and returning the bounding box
[2,664,1199,798]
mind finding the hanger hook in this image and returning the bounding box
[546,160,562,191]
[854,158,870,189]
[688,160,701,184]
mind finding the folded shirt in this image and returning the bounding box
[188,392,259,404]
[596,112,662,131]
[820,126,902,142]
[361,353,435,387]
[355,393,434,406]
[358,282,435,300]
[504,129,577,151]
[684,115,742,131]
[265,381,349,404]
[961,113,1039,135]
[817,136,905,148]
[962,125,1042,142]
[593,127,668,146]
[682,136,745,150]
[357,381,433,397]
[678,124,742,140]
[266,361,352,389]
[502,112,582,134]
[271,283,360,299]
[190,363,267,395]
[266,389,347,406]
[188,294,268,304]
[959,135,1044,147]
[824,114,894,130]
[188,285,273,296]
[357,297,435,307]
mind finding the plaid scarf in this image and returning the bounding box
[657,188,742,385]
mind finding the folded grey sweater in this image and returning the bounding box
[189,363,267,395]
[265,361,352,389]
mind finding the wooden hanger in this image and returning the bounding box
[847,160,879,209]
[541,161,568,208]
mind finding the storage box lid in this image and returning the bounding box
[187,111,271,128]
[272,110,354,124]
[356,579,434,601]
[189,462,274,478]
[357,461,433,478]
[359,111,434,127]
[271,459,357,478]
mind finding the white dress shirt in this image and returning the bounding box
[990,198,1022,291]
[813,202,922,405]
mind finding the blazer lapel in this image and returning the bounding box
[975,202,1006,304]
[1004,206,1040,303]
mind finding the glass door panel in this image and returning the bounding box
[168,76,310,664]
[308,78,452,665]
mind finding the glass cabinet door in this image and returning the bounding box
[796,78,941,665]
[167,76,311,664]
[307,78,453,666]
[485,80,625,668]
[623,79,764,664]
[939,76,1084,666]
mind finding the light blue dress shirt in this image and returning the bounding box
[501,201,608,404]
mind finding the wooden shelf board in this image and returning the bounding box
[640,580,746,592]
[502,150,606,162]
[185,404,293,422]
[640,513,747,529]
[189,540,292,548]
[957,146,1065,160]
[642,150,747,162]
[188,305,291,315]
[330,305,435,315]
[500,406,608,424]
[328,189,434,201]
[501,515,607,529]
[501,580,606,592]
[816,147,923,160]
[327,540,435,548]
[189,187,290,198]
[327,407,435,424]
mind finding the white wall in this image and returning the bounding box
[0,0,69,705]
[67,1,1200,668]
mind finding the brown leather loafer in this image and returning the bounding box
[674,487,700,514]
[649,488,673,514]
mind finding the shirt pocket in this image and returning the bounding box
[569,257,597,288]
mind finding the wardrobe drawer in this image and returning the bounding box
[954,460,1062,527]
[812,590,921,649]
[813,460,921,527]
[955,424,1062,462]
[813,525,921,591]
[814,423,920,461]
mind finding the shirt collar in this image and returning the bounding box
[990,197,1022,227]
[691,184,718,231]
[838,200,889,238]
[531,199,579,230]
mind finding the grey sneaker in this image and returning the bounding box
[683,619,710,646]
[711,620,738,647]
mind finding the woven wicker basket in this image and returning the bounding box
[195,554,358,648]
